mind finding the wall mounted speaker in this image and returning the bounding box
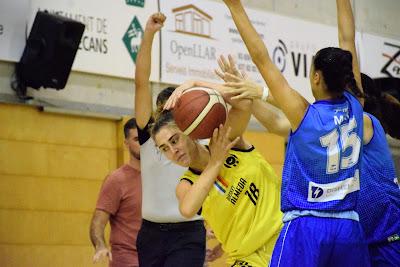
[16,11,85,91]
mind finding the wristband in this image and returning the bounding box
[261,86,269,101]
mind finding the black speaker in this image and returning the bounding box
[16,11,85,90]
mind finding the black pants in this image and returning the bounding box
[136,219,206,267]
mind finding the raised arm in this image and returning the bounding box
[337,0,363,105]
[223,1,309,131]
[213,55,289,136]
[176,126,239,218]
[134,13,165,129]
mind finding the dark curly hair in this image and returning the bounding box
[313,47,363,98]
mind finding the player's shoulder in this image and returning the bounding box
[180,167,201,184]
[106,165,133,181]
[229,144,255,155]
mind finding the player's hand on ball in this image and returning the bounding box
[209,125,240,166]
[145,12,166,33]
[164,80,196,110]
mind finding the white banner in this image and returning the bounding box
[359,33,400,79]
[0,0,159,80]
[0,0,30,62]
[160,0,340,102]
[29,0,159,80]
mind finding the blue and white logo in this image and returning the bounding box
[307,171,360,203]
[311,186,324,198]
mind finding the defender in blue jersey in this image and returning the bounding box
[358,73,400,266]
[216,72,400,266]
[223,0,371,265]
[359,120,400,265]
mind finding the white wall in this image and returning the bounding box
[229,0,400,39]
[0,0,399,116]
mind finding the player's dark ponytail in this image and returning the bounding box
[313,47,363,98]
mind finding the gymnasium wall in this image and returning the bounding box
[0,103,124,267]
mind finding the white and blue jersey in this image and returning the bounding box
[358,113,400,245]
[281,91,364,213]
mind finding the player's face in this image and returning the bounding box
[124,128,140,160]
[155,126,192,167]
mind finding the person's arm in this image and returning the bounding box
[222,75,290,137]
[176,126,239,218]
[337,0,364,105]
[134,13,166,129]
[362,113,374,144]
[223,1,309,131]
[224,97,252,146]
[90,210,112,263]
[214,56,289,136]
[214,55,279,107]
[252,100,291,137]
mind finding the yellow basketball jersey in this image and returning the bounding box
[181,146,283,260]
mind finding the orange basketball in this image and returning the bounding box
[172,88,228,139]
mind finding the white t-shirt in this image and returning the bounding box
[138,123,202,223]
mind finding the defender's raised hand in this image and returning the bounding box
[215,55,247,82]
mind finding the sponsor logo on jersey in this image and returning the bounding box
[226,178,247,205]
[224,154,239,168]
[214,175,229,194]
[307,170,360,202]
[311,186,324,199]
[232,260,252,266]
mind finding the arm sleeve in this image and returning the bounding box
[179,168,200,184]
[179,170,202,215]
[137,118,154,145]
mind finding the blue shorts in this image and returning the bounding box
[369,240,400,267]
[270,216,370,267]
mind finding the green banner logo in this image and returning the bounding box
[125,0,144,8]
[122,16,143,64]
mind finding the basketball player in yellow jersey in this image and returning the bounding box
[181,144,282,266]
[151,85,282,266]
